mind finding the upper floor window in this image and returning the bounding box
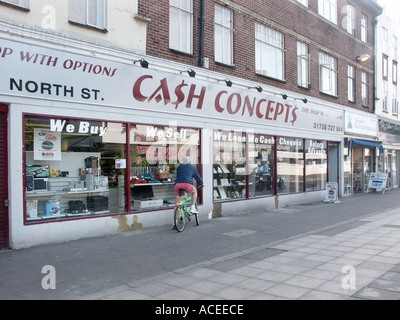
[392,88,398,115]
[69,0,106,30]
[362,72,369,107]
[318,0,337,25]
[361,14,368,43]
[383,54,389,80]
[0,0,28,9]
[214,4,233,65]
[169,0,193,54]
[393,35,398,61]
[297,0,308,7]
[382,27,388,55]
[344,5,355,35]
[348,65,356,103]
[297,42,310,88]
[383,80,388,112]
[0,0,29,9]
[319,52,337,96]
[393,62,398,85]
[255,23,284,81]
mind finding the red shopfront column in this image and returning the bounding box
[0,104,9,249]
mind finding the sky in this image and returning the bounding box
[377,0,400,20]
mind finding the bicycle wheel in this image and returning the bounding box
[174,205,186,232]
[194,203,199,226]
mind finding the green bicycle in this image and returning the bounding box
[173,188,200,232]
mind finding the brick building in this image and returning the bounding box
[0,0,385,249]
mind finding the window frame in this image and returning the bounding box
[297,42,310,88]
[214,4,234,66]
[169,0,194,54]
[382,27,388,55]
[361,14,368,43]
[318,0,337,25]
[344,5,355,36]
[347,65,356,103]
[255,23,285,81]
[319,52,337,97]
[362,71,369,107]
[382,80,388,112]
[393,35,398,62]
[392,88,398,116]
[383,54,389,81]
[0,0,29,10]
[68,0,107,31]
[297,0,308,7]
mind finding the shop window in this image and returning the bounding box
[248,134,275,198]
[129,124,201,212]
[24,116,127,222]
[213,130,247,201]
[305,140,327,191]
[277,137,304,194]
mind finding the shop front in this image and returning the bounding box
[1,37,345,248]
[378,119,400,189]
[344,111,383,194]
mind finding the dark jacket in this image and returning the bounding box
[175,163,204,186]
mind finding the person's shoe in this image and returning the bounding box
[190,206,199,214]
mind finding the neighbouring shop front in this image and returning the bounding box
[344,111,384,194]
[1,37,345,249]
[378,119,400,189]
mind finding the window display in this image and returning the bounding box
[129,124,201,212]
[212,132,329,202]
[24,116,127,221]
[213,130,247,201]
[248,134,275,198]
[24,116,202,222]
[277,137,304,194]
[305,140,327,191]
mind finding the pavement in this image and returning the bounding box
[1,188,400,303]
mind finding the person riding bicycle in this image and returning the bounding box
[174,156,204,214]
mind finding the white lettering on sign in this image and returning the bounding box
[247,135,275,145]
[146,127,188,140]
[213,131,247,143]
[307,140,326,154]
[279,137,302,147]
[50,119,108,136]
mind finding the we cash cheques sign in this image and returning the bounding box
[0,38,344,134]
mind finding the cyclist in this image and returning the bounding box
[174,156,204,214]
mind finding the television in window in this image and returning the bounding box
[33,178,49,192]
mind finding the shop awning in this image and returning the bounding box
[348,138,384,152]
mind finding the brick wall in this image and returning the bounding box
[138,0,379,112]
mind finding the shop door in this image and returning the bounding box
[328,143,339,185]
[0,105,9,249]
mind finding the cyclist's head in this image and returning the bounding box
[180,156,190,164]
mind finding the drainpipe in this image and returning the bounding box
[198,0,205,67]
[373,18,378,115]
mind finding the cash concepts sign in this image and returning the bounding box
[0,38,343,134]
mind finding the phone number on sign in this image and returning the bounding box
[314,123,343,132]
